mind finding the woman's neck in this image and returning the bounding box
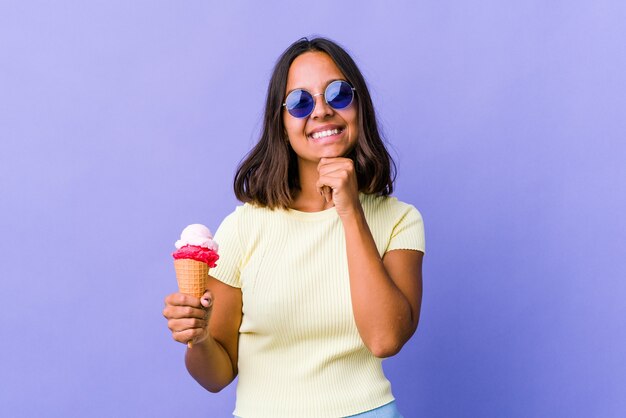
[290,159,334,212]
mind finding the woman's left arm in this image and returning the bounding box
[343,212,423,358]
[317,157,423,358]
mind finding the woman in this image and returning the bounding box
[163,37,425,418]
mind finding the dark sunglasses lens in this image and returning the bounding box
[285,90,314,118]
[326,81,354,109]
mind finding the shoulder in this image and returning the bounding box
[359,193,425,254]
[232,202,285,226]
[360,193,423,222]
[219,202,276,223]
[215,202,289,247]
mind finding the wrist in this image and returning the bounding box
[334,190,361,216]
[338,202,366,226]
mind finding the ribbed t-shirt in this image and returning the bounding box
[210,193,425,418]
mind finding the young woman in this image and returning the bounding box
[163,37,425,418]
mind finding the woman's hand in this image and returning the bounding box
[163,291,213,346]
[316,157,360,218]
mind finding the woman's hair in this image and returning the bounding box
[234,36,396,209]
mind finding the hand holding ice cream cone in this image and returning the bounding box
[171,224,219,348]
[163,291,213,347]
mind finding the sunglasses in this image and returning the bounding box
[283,80,356,118]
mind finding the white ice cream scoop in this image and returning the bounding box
[175,223,218,252]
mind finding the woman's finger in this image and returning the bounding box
[322,185,332,202]
[163,304,208,320]
[172,327,206,345]
[318,157,353,174]
[200,291,213,309]
[164,292,204,309]
[168,317,208,333]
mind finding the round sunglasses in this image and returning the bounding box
[283,80,356,118]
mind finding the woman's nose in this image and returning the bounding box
[310,93,334,119]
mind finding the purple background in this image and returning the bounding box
[1,1,625,417]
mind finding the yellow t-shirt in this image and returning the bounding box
[211,193,425,418]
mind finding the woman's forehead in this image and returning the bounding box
[286,51,345,91]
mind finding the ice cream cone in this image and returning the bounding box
[173,258,209,348]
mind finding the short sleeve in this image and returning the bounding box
[386,205,426,253]
[210,209,243,288]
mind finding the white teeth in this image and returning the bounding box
[311,128,341,139]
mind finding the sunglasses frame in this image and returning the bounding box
[282,80,356,119]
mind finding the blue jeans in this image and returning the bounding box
[345,400,403,418]
[234,400,403,418]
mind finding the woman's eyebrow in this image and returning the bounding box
[285,78,345,94]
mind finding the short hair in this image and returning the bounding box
[234,37,396,209]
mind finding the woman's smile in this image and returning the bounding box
[307,124,346,142]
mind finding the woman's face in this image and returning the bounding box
[283,51,358,165]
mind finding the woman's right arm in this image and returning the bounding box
[163,274,243,393]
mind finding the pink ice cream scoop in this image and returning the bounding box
[172,224,219,267]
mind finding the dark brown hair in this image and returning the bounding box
[234,37,396,209]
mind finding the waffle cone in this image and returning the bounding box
[174,259,209,298]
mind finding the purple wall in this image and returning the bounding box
[1,1,625,417]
